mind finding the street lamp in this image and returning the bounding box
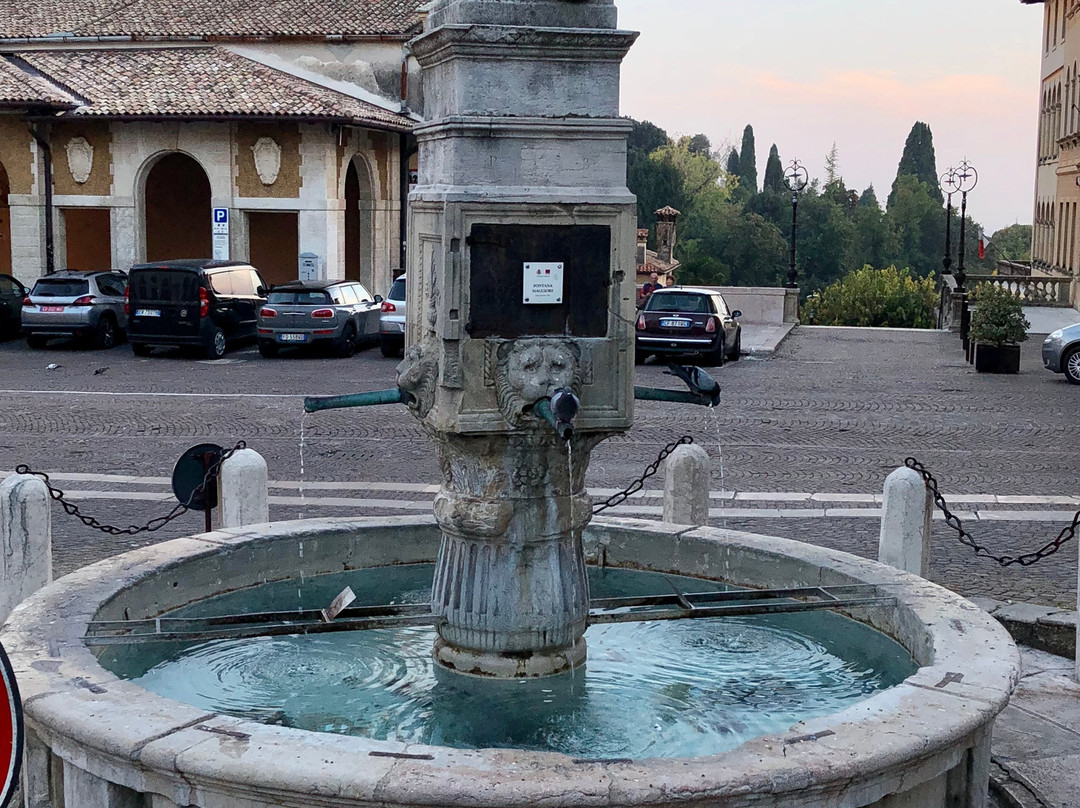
[783,159,809,289]
[939,167,961,276]
[954,159,979,291]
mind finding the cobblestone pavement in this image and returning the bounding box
[0,325,1076,607]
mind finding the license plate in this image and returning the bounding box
[135,308,161,317]
[660,318,691,328]
[40,305,64,313]
[279,333,307,342]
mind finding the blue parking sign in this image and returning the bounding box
[213,208,228,225]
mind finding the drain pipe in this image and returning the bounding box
[398,133,416,273]
[29,124,54,274]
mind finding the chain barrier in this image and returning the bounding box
[592,436,694,515]
[905,457,1079,567]
[15,441,247,537]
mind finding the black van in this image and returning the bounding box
[126,260,268,359]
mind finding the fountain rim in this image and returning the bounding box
[1,515,1020,807]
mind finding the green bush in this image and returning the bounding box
[969,283,1029,346]
[802,265,939,328]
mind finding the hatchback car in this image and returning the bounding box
[379,273,406,357]
[127,260,268,359]
[257,280,381,358]
[0,273,28,340]
[22,270,128,349]
[1042,322,1080,383]
[635,287,742,366]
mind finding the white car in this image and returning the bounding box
[379,274,406,357]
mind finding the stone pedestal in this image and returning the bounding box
[401,0,638,676]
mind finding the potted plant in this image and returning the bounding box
[968,283,1029,374]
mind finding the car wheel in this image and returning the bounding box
[336,323,357,358]
[131,342,152,357]
[1064,347,1080,384]
[380,336,400,358]
[94,316,118,350]
[258,340,279,358]
[26,334,48,349]
[728,329,742,361]
[704,337,726,367]
[204,328,227,360]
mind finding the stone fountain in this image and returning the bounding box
[0,1,1020,806]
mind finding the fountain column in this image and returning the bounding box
[400,0,638,677]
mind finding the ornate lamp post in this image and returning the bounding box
[939,167,960,276]
[783,159,809,289]
[954,159,979,291]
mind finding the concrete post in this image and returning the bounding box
[878,466,932,577]
[0,473,51,624]
[663,444,710,527]
[216,448,269,529]
[1076,536,1079,682]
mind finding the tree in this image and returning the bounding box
[887,174,944,277]
[687,133,712,156]
[763,144,784,194]
[803,266,939,329]
[988,223,1033,263]
[824,142,840,188]
[847,191,897,273]
[627,119,669,156]
[726,148,740,176]
[858,184,881,210]
[738,125,758,193]
[888,122,942,208]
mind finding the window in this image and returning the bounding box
[31,278,89,297]
[97,276,126,297]
[0,276,14,296]
[352,283,373,303]
[339,285,359,305]
[267,289,330,305]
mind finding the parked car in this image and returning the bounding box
[0,273,28,340]
[379,273,406,358]
[1042,322,1080,383]
[127,260,268,359]
[21,270,128,349]
[635,287,742,366]
[256,280,381,358]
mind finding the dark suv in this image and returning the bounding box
[126,260,268,359]
[635,287,742,366]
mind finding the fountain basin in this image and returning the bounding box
[2,516,1019,808]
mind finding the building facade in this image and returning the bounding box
[1025,0,1080,306]
[0,1,424,296]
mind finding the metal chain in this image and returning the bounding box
[15,441,247,537]
[593,436,694,515]
[905,457,1079,567]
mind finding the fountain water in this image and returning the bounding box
[0,0,1020,805]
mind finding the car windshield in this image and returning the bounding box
[31,279,90,297]
[267,290,331,305]
[388,279,406,300]
[645,293,711,314]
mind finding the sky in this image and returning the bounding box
[616,0,1043,234]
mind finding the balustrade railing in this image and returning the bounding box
[966,274,1073,307]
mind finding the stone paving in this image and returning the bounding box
[0,325,1076,607]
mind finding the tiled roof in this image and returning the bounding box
[0,55,77,108]
[12,48,414,129]
[0,0,424,40]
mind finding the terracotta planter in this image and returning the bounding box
[973,343,1021,374]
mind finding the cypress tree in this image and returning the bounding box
[726,148,740,176]
[888,122,942,208]
[763,144,784,193]
[738,125,758,193]
[858,184,880,210]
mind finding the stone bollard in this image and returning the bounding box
[663,444,710,527]
[0,473,52,624]
[216,448,269,529]
[878,466,932,577]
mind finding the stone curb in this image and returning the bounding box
[742,322,797,356]
[968,597,1077,659]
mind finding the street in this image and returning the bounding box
[0,326,1076,608]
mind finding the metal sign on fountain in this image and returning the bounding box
[0,640,23,808]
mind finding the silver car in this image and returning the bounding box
[22,270,128,349]
[379,273,406,357]
[257,280,381,358]
[1042,322,1080,383]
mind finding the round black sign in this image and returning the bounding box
[0,641,23,808]
[171,443,224,511]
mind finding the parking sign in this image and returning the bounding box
[212,208,229,235]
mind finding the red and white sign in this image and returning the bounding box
[0,641,22,808]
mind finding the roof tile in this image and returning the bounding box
[0,55,77,107]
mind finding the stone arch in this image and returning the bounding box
[0,160,9,274]
[343,153,375,285]
[138,151,212,262]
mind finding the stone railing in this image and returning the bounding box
[938,274,960,330]
[967,273,1073,307]
[995,259,1032,277]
